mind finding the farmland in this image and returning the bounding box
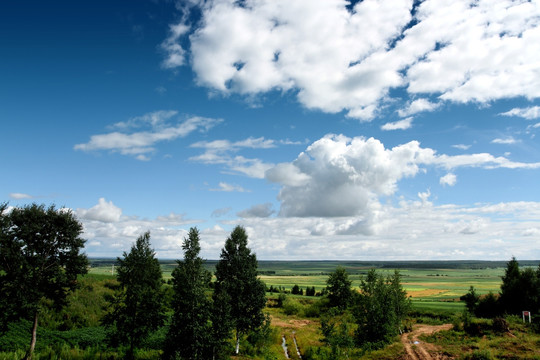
[89,259,520,312]
[2,259,539,359]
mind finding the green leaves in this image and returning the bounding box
[326,266,353,310]
[163,227,212,360]
[0,203,88,357]
[354,269,410,348]
[103,232,165,356]
[214,225,267,355]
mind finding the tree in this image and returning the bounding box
[388,270,411,334]
[163,227,212,360]
[354,269,409,348]
[320,308,356,359]
[326,266,353,310]
[461,286,480,314]
[499,257,521,314]
[103,232,165,359]
[214,225,267,355]
[0,203,88,360]
[291,284,301,295]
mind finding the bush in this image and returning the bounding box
[461,349,494,360]
[277,293,287,308]
[475,292,500,318]
[283,298,303,316]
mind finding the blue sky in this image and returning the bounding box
[2,0,540,260]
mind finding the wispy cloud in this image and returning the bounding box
[398,99,440,117]
[500,106,540,120]
[381,117,413,131]
[75,111,222,160]
[210,182,250,192]
[237,203,275,218]
[452,144,471,151]
[491,137,518,145]
[9,193,35,200]
[189,136,296,178]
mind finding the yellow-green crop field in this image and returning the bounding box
[88,259,531,313]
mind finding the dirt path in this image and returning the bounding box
[401,324,453,360]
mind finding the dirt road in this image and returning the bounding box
[401,324,453,360]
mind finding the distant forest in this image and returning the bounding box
[90,258,540,273]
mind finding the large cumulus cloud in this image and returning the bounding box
[165,0,540,119]
[265,134,540,219]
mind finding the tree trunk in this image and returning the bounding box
[24,310,39,360]
[235,332,240,355]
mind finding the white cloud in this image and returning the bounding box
[265,134,540,219]
[210,182,249,192]
[161,23,190,68]
[522,228,540,237]
[452,144,471,150]
[78,199,203,257]
[398,98,441,117]
[218,200,540,260]
[79,198,540,260]
[9,193,34,200]
[440,173,457,186]
[381,117,413,131]
[77,198,122,223]
[237,203,275,218]
[75,111,222,160]
[418,189,432,204]
[491,137,518,145]
[164,0,540,120]
[189,136,280,178]
[500,106,540,120]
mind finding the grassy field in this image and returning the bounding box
[3,259,538,359]
[88,259,527,313]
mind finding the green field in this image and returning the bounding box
[88,259,535,313]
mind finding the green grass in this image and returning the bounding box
[89,259,511,312]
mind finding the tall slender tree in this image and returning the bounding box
[163,227,212,360]
[214,226,266,355]
[0,203,87,360]
[103,232,165,359]
[499,257,522,314]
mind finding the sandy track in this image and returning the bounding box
[401,324,453,360]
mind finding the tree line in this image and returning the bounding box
[462,257,540,321]
[0,204,268,359]
[1,203,412,359]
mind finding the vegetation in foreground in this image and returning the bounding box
[2,203,540,359]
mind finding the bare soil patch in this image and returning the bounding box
[270,316,313,329]
[401,324,453,360]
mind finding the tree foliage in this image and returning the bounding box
[0,203,88,359]
[353,269,410,348]
[163,227,212,360]
[326,266,353,310]
[320,308,356,359]
[498,257,540,315]
[213,225,267,355]
[103,232,165,358]
[461,286,480,314]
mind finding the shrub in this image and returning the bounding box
[283,298,303,316]
[461,349,494,360]
[277,293,287,308]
